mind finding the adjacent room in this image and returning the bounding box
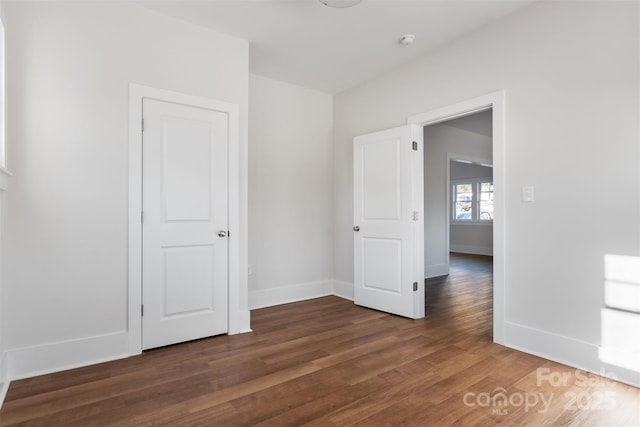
[0,0,638,425]
[423,109,495,346]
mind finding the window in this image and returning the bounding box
[452,179,493,222]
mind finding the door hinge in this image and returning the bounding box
[413,282,418,292]
[141,304,144,316]
[412,211,419,221]
[412,141,418,151]
[141,118,145,133]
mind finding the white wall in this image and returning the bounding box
[334,1,639,385]
[450,162,492,181]
[0,168,10,398]
[0,170,7,398]
[423,114,492,276]
[4,1,249,378]
[449,162,493,256]
[248,74,334,308]
[0,0,8,398]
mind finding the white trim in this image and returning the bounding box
[408,90,506,345]
[249,281,333,310]
[505,321,640,388]
[0,379,8,411]
[450,177,494,224]
[248,280,355,309]
[450,221,493,227]
[6,331,129,381]
[444,155,451,269]
[0,350,7,404]
[450,245,493,256]
[128,85,143,356]
[333,280,354,301]
[226,94,250,335]
[449,154,493,168]
[425,263,449,278]
[408,103,492,127]
[229,310,252,335]
[128,83,247,355]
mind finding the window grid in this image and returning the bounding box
[452,179,493,223]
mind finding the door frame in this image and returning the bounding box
[407,90,505,344]
[127,83,242,355]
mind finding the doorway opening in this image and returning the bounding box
[422,110,494,339]
[423,109,493,277]
[407,91,505,344]
[425,253,493,340]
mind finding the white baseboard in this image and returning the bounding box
[450,245,493,256]
[6,331,129,381]
[249,280,333,310]
[333,280,354,301]
[4,292,635,400]
[504,322,640,388]
[0,379,8,411]
[425,263,449,278]
[0,351,7,410]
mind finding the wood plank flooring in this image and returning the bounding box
[1,254,639,426]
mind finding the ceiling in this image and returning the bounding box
[441,109,492,138]
[139,0,536,94]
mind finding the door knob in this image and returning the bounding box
[218,230,227,238]
[353,226,360,232]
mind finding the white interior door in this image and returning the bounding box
[353,124,424,319]
[142,98,229,350]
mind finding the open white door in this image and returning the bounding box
[353,124,424,319]
[142,98,229,350]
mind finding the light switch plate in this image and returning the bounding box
[522,186,534,202]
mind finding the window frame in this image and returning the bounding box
[451,178,494,225]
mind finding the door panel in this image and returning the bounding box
[163,245,214,316]
[142,98,228,350]
[354,124,424,319]
[162,116,214,221]
[363,238,402,293]
[362,139,401,220]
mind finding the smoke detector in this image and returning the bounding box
[399,34,415,46]
[319,0,363,8]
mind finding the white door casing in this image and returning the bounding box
[353,124,424,319]
[407,90,505,344]
[142,98,229,350]
[129,84,245,356]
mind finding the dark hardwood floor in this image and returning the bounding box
[1,253,638,426]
